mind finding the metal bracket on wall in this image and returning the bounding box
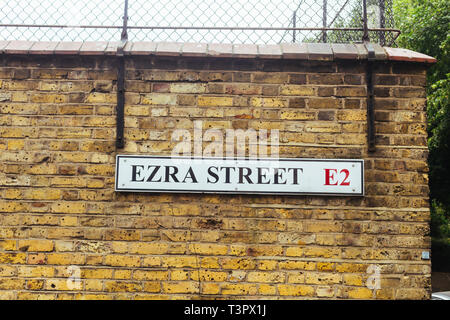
[365,42,376,153]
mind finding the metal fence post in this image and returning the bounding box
[379,0,386,46]
[322,0,327,43]
[362,0,370,42]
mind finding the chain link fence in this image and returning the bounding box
[0,0,399,45]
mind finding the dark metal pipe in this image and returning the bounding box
[365,43,376,153]
[116,0,128,149]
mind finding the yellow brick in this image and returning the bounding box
[201,283,220,295]
[0,240,16,251]
[303,247,340,258]
[279,261,315,270]
[163,281,199,294]
[347,287,373,299]
[221,283,258,295]
[45,279,78,291]
[105,229,140,241]
[26,189,61,200]
[191,270,228,282]
[198,96,233,107]
[85,279,104,291]
[200,257,220,269]
[285,247,304,257]
[0,279,26,290]
[305,272,341,284]
[250,97,287,107]
[76,294,113,300]
[220,258,256,270]
[257,260,278,270]
[85,92,116,103]
[143,282,161,293]
[280,85,315,96]
[114,269,133,280]
[189,243,228,255]
[0,292,15,300]
[7,140,25,150]
[316,286,335,298]
[280,110,315,120]
[17,292,56,300]
[278,284,315,297]
[47,253,85,265]
[141,94,176,105]
[170,269,190,281]
[104,255,140,267]
[170,83,206,93]
[317,262,335,271]
[337,110,366,121]
[259,284,277,295]
[50,202,86,214]
[60,216,78,227]
[26,279,44,290]
[336,263,368,273]
[82,269,114,279]
[129,243,168,254]
[0,253,27,264]
[161,256,198,268]
[18,240,54,252]
[0,265,16,277]
[104,281,142,292]
[133,270,169,281]
[343,274,364,286]
[287,273,305,284]
[31,93,66,103]
[247,271,285,283]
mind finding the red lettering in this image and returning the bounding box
[324,168,351,186]
[340,169,350,186]
[324,169,338,185]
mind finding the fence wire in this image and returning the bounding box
[0,0,398,45]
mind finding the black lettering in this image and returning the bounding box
[257,167,271,184]
[131,165,145,182]
[182,167,198,183]
[207,166,219,183]
[219,167,235,184]
[273,168,287,184]
[288,168,303,184]
[238,167,253,184]
[165,166,179,182]
[146,165,162,182]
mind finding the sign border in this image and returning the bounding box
[114,155,364,196]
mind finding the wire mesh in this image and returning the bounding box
[0,0,398,45]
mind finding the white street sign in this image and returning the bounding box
[115,155,364,196]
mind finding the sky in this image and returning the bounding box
[0,0,377,44]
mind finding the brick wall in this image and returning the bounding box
[0,44,433,300]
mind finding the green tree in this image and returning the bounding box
[394,1,450,269]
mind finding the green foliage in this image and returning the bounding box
[394,0,449,84]
[394,0,450,210]
[394,0,450,271]
[427,76,450,208]
[431,200,450,238]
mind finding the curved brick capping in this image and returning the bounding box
[0,41,436,300]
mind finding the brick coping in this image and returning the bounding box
[0,40,436,64]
